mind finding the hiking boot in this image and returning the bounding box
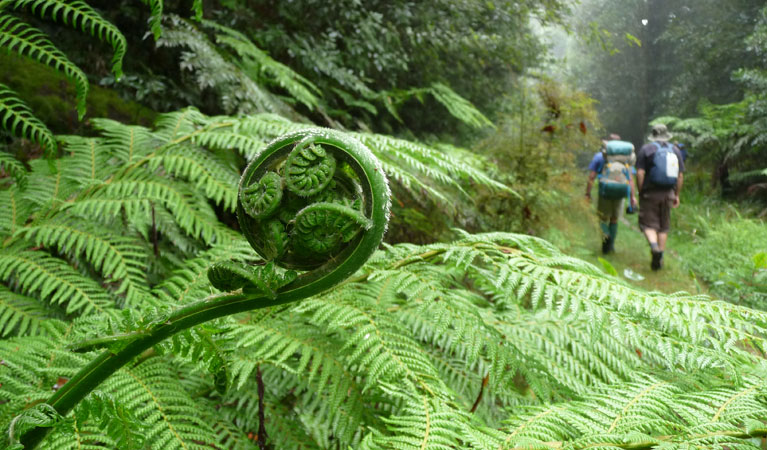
[651,251,663,270]
[602,237,613,254]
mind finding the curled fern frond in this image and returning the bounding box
[292,202,371,257]
[237,130,389,271]
[284,140,337,197]
[241,171,283,219]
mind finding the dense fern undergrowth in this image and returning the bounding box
[0,110,765,449]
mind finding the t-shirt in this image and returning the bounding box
[588,152,604,173]
[636,141,685,192]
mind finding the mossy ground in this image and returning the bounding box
[0,53,156,137]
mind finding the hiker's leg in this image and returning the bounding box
[643,228,660,251]
[607,198,623,252]
[597,197,612,254]
[657,232,668,251]
[608,221,618,252]
[653,191,673,267]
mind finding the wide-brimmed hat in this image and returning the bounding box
[648,124,673,142]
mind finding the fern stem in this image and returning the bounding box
[255,364,270,450]
[469,373,489,413]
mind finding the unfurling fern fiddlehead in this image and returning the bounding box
[17,129,391,448]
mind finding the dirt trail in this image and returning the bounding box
[541,180,706,295]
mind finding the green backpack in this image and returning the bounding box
[598,140,634,199]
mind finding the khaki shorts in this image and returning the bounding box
[597,196,624,222]
[638,189,674,233]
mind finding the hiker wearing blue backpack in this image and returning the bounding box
[585,134,638,254]
[636,124,685,270]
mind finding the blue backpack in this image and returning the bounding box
[648,142,679,187]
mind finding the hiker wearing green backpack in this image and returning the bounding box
[636,124,685,270]
[585,134,638,254]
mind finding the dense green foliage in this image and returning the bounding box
[3,134,767,446]
[219,0,568,136]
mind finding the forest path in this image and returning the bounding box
[541,176,706,295]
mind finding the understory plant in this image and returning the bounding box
[674,200,767,310]
[1,113,767,449]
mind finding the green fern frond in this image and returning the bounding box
[15,159,82,217]
[227,318,366,443]
[157,16,294,116]
[213,383,325,448]
[191,0,202,21]
[56,135,111,185]
[0,284,59,337]
[2,0,127,78]
[0,82,56,154]
[152,238,256,306]
[89,118,157,163]
[0,326,89,426]
[296,291,446,394]
[192,113,515,203]
[152,107,209,143]
[361,384,468,450]
[189,128,264,160]
[427,82,496,129]
[0,13,89,118]
[478,374,767,450]
[146,145,239,210]
[64,169,230,245]
[0,150,27,187]
[0,248,116,315]
[14,217,153,308]
[139,0,163,40]
[89,357,220,449]
[43,391,146,449]
[0,187,32,238]
[260,400,324,449]
[205,20,321,110]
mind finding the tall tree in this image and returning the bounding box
[566,0,763,146]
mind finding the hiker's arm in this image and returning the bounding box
[636,169,645,195]
[586,171,597,200]
[629,172,638,207]
[673,172,683,207]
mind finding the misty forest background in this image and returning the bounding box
[2,0,767,449]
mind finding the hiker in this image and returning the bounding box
[585,134,638,254]
[636,124,685,270]
[674,141,689,162]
